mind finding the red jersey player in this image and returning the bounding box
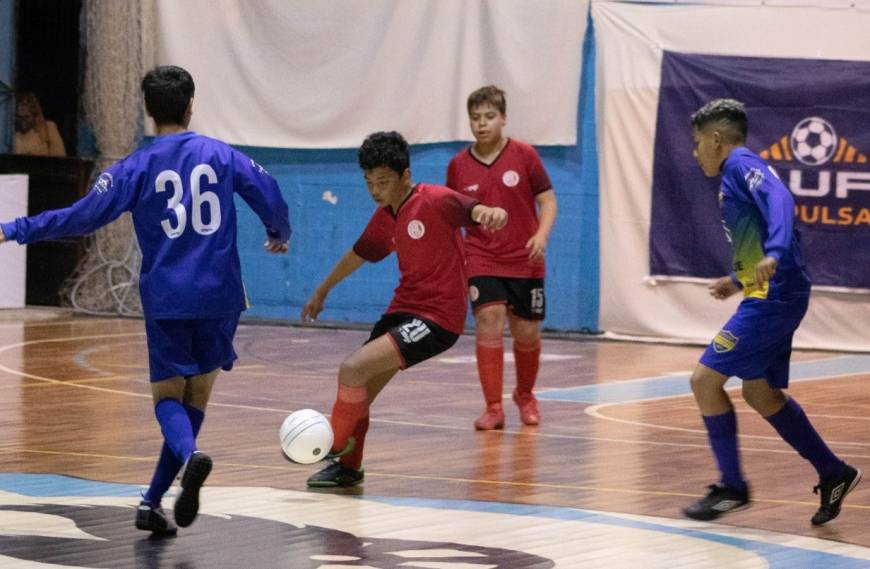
[301,131,507,487]
[446,85,558,430]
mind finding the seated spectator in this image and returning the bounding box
[14,91,66,157]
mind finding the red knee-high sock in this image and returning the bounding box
[476,332,504,405]
[513,336,541,394]
[340,414,369,471]
[330,383,368,454]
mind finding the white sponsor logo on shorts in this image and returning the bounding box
[502,170,520,187]
[399,319,431,343]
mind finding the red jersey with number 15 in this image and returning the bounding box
[352,183,479,334]
[446,139,552,279]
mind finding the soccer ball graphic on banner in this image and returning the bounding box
[790,117,838,166]
[279,409,334,464]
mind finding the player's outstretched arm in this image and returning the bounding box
[300,249,366,323]
[233,152,292,247]
[472,204,508,231]
[0,167,134,246]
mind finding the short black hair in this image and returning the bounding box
[691,98,747,143]
[357,131,410,174]
[467,85,506,115]
[141,65,195,125]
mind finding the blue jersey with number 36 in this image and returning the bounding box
[1,131,291,318]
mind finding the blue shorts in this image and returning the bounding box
[700,295,809,389]
[145,315,241,382]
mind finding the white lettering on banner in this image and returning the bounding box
[836,172,870,199]
[789,170,831,197]
[788,170,870,199]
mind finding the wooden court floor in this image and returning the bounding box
[0,308,868,568]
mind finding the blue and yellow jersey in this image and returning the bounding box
[720,147,810,300]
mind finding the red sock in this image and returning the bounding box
[476,332,504,405]
[340,414,369,471]
[513,336,541,394]
[329,383,368,454]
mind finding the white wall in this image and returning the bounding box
[0,175,28,308]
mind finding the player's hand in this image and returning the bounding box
[525,232,548,260]
[0,227,6,244]
[754,256,778,287]
[300,291,326,323]
[708,276,741,300]
[474,206,508,231]
[264,236,288,253]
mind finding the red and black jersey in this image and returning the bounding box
[446,138,552,279]
[353,183,479,334]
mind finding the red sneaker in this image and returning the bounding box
[474,403,505,430]
[513,390,540,426]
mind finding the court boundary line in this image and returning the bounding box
[1,333,869,457]
[2,446,868,512]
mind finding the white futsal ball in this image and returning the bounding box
[279,409,334,464]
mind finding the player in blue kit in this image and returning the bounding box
[683,99,861,525]
[0,66,291,534]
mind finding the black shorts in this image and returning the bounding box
[367,312,459,369]
[469,276,545,320]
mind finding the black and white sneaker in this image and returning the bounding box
[174,451,212,528]
[811,464,862,526]
[135,500,177,535]
[307,460,364,488]
[683,484,750,521]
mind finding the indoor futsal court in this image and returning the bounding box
[3,1,870,568]
[0,308,867,568]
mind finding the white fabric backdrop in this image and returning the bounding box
[0,175,27,309]
[594,0,870,351]
[155,0,587,148]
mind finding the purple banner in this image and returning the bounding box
[650,52,870,289]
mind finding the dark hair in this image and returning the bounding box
[691,98,747,143]
[141,65,195,125]
[467,85,506,115]
[358,131,410,174]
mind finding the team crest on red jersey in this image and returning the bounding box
[407,220,425,239]
[502,170,520,187]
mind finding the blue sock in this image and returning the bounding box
[703,411,746,491]
[143,399,195,506]
[143,403,205,507]
[765,398,844,481]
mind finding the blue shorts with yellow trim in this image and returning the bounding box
[700,295,809,389]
